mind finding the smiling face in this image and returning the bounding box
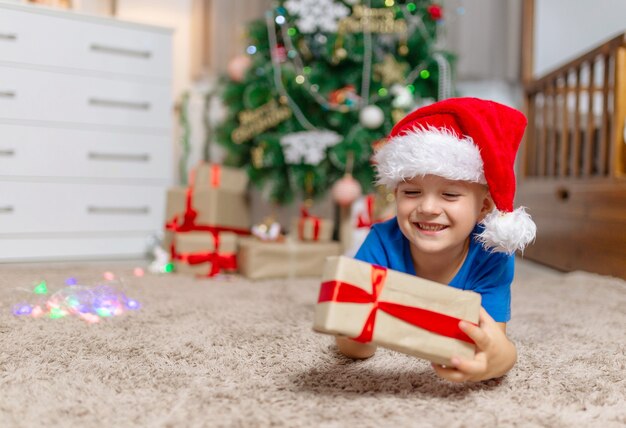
[395,175,493,259]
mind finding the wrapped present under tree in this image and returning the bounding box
[172,231,238,277]
[238,237,340,280]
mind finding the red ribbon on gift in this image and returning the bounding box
[317,264,475,344]
[210,164,221,188]
[356,195,379,229]
[178,251,237,277]
[298,207,321,241]
[171,232,237,277]
[164,163,250,238]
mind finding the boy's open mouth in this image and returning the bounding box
[415,222,448,232]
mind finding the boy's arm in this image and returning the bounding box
[431,308,517,382]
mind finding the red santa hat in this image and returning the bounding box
[374,97,536,254]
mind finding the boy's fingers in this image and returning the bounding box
[431,363,469,383]
[451,355,487,375]
[459,320,490,350]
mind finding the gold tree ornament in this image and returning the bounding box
[374,55,409,87]
[251,143,265,168]
[339,5,407,34]
[334,48,348,61]
[398,34,409,56]
[231,99,292,144]
[332,30,348,64]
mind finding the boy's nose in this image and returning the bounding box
[417,195,442,215]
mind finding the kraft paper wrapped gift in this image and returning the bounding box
[291,216,334,242]
[173,231,238,276]
[237,237,341,279]
[165,186,250,231]
[313,256,481,365]
[194,163,248,193]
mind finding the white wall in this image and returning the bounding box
[534,0,626,77]
[116,0,193,98]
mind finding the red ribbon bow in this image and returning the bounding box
[179,251,237,277]
[298,207,321,241]
[172,232,237,277]
[317,264,475,344]
[164,163,250,246]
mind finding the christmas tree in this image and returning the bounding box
[216,0,454,205]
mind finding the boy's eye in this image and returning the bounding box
[442,192,461,198]
[402,190,421,196]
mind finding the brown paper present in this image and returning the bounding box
[313,256,481,365]
[165,186,187,226]
[291,216,334,242]
[165,186,250,231]
[238,237,341,279]
[173,231,238,276]
[194,163,248,193]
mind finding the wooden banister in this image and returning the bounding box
[522,32,626,179]
[517,9,626,278]
[614,44,626,176]
[525,33,625,94]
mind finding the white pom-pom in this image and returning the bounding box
[477,207,537,255]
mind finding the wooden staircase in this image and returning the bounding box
[517,33,626,278]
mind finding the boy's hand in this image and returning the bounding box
[431,308,517,383]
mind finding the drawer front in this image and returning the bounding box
[0,234,151,261]
[0,65,171,129]
[0,181,166,234]
[0,124,172,181]
[0,6,171,80]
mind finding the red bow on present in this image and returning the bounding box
[181,251,238,277]
[164,163,250,242]
[298,207,321,241]
[172,230,237,277]
[317,264,475,344]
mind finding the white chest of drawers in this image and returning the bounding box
[0,1,173,261]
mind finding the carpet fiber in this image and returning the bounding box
[0,259,624,427]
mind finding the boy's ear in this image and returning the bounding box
[478,193,495,222]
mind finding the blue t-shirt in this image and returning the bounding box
[354,217,514,322]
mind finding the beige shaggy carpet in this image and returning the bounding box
[0,258,625,428]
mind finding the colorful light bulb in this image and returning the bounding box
[34,281,47,295]
[12,303,32,316]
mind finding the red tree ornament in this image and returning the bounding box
[427,4,443,21]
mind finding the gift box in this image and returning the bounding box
[313,256,481,365]
[173,231,238,276]
[194,163,248,193]
[165,186,250,232]
[291,216,334,242]
[237,237,341,279]
[164,163,250,233]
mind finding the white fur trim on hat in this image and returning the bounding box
[477,207,537,255]
[375,126,486,188]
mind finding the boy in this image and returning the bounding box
[337,97,536,383]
